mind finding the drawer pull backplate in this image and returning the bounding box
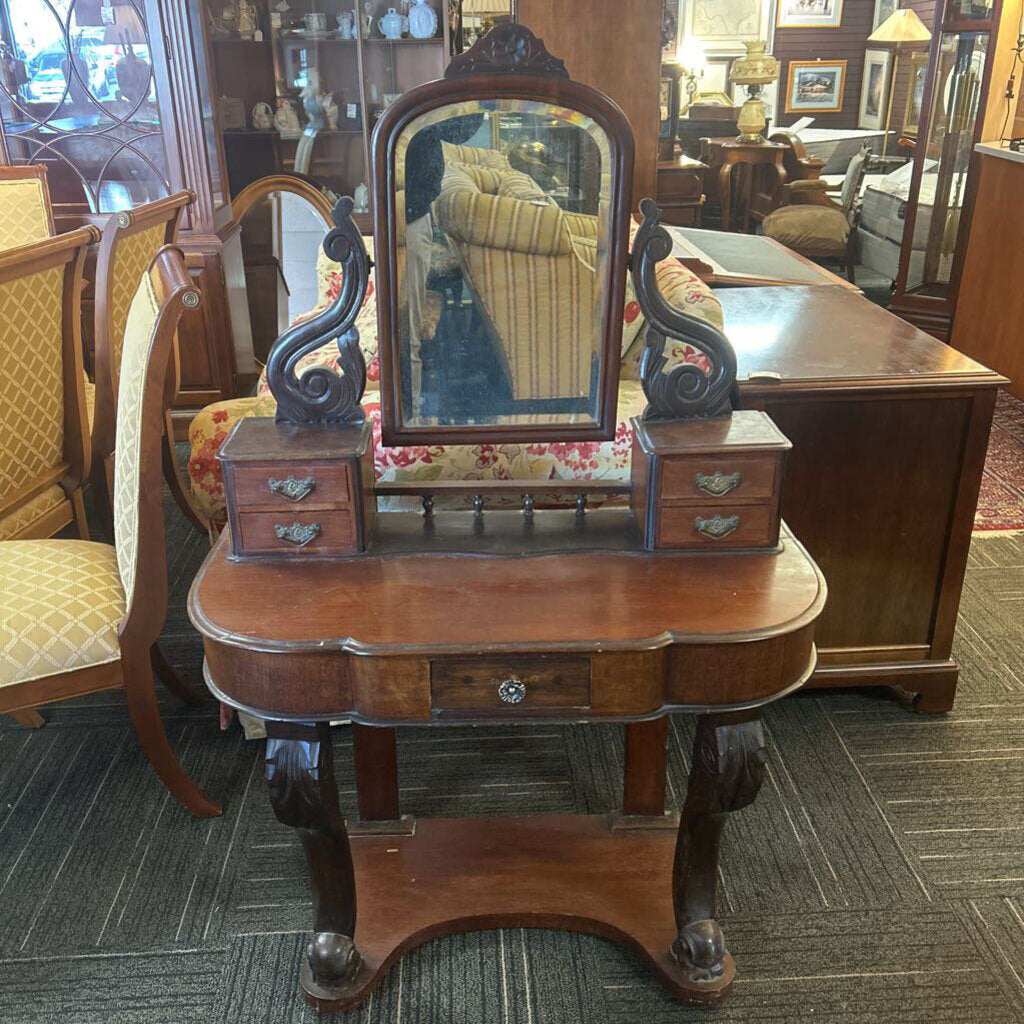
[273,521,321,547]
[695,470,741,497]
[268,475,316,502]
[694,514,739,540]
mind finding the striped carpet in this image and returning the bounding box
[2,509,1024,1022]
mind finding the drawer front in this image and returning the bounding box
[231,461,352,511]
[659,455,777,504]
[657,504,775,549]
[431,655,590,712]
[234,509,356,556]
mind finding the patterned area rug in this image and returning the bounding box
[976,391,1024,533]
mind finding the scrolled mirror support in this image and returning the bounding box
[630,198,737,421]
[267,197,371,425]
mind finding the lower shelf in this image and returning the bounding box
[303,813,735,1010]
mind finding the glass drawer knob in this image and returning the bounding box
[497,677,527,704]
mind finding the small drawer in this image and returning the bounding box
[660,455,777,503]
[231,461,352,511]
[234,509,357,557]
[657,504,776,549]
[431,655,590,712]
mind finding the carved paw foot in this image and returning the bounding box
[671,919,727,984]
[307,931,362,990]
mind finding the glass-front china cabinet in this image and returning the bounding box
[888,0,1004,339]
[202,0,450,207]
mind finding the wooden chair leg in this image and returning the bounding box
[122,649,221,817]
[71,488,90,541]
[8,708,45,728]
[150,643,207,706]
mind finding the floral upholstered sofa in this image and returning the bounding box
[187,225,723,528]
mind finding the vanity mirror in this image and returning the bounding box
[371,27,635,444]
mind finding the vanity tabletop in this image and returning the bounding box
[189,517,825,656]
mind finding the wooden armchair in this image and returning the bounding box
[0,227,98,542]
[761,143,871,283]
[0,246,220,818]
[91,191,195,523]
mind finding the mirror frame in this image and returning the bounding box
[370,24,636,447]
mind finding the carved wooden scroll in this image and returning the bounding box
[266,197,370,424]
[445,23,569,79]
[630,198,737,420]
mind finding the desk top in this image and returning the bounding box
[723,286,1006,392]
[189,519,825,657]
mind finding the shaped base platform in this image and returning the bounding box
[302,813,735,1012]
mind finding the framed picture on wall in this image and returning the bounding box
[858,48,892,130]
[776,0,844,29]
[680,0,777,58]
[903,51,929,136]
[872,0,900,31]
[784,60,847,113]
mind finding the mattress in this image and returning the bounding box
[856,226,954,283]
[861,170,965,252]
[784,128,888,174]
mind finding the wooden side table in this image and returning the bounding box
[699,137,789,232]
[655,154,707,227]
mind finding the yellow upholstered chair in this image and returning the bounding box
[90,191,195,521]
[0,165,55,247]
[0,165,99,432]
[0,246,220,818]
[761,143,872,283]
[0,227,98,542]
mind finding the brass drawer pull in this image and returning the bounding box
[497,676,527,704]
[695,470,741,497]
[274,521,321,547]
[694,514,739,540]
[268,475,316,502]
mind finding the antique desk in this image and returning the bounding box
[188,25,829,1011]
[725,285,1006,711]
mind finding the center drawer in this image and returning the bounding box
[431,655,591,712]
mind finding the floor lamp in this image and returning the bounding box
[868,8,932,159]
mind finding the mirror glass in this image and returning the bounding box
[236,188,333,367]
[394,98,612,429]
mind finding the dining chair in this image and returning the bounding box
[0,245,221,818]
[0,227,97,542]
[90,190,196,523]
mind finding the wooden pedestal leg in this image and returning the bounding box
[350,724,414,835]
[265,721,365,1003]
[671,712,766,987]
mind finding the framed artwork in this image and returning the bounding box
[903,51,929,135]
[858,48,892,130]
[776,0,844,29]
[679,0,777,58]
[872,0,900,31]
[784,60,847,113]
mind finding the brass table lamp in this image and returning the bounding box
[729,41,780,142]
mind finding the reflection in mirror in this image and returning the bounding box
[395,99,611,429]
[236,185,333,365]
